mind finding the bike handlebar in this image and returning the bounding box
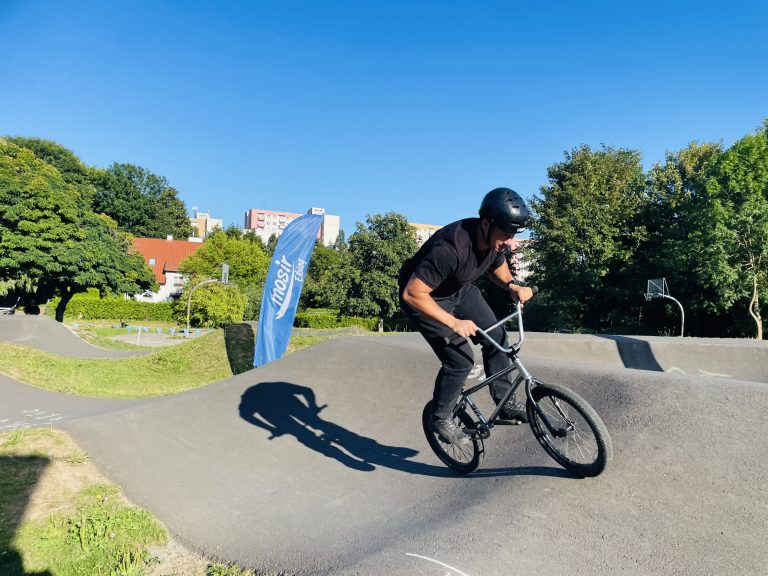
[444,286,538,354]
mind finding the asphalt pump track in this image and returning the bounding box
[1,316,767,575]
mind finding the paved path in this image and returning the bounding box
[1,317,767,575]
[0,315,143,358]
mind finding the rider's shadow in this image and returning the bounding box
[238,382,574,478]
[239,381,424,473]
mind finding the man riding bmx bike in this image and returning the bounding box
[399,187,534,446]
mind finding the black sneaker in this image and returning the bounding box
[498,398,528,423]
[432,418,471,446]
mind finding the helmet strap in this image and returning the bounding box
[481,219,493,248]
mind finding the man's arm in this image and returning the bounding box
[490,262,533,304]
[402,276,479,337]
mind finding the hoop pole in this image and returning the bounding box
[186,279,219,338]
[661,294,685,337]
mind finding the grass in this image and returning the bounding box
[70,322,188,351]
[0,328,332,398]
[1,428,261,576]
[14,484,167,576]
[0,429,167,576]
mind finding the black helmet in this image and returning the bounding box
[479,187,529,232]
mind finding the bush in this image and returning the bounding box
[294,308,377,331]
[46,292,173,322]
[173,281,246,328]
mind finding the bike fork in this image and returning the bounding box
[515,358,572,438]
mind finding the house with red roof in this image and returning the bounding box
[131,236,204,302]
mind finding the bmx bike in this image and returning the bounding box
[422,294,613,477]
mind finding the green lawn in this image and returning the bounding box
[0,428,257,576]
[0,330,329,398]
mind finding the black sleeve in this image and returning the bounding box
[489,251,506,271]
[411,243,459,290]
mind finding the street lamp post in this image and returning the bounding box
[185,263,230,338]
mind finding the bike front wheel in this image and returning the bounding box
[527,382,612,477]
[422,400,483,474]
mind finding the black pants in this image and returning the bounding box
[401,283,513,420]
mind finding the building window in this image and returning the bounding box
[148,258,156,266]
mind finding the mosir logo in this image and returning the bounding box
[270,255,307,319]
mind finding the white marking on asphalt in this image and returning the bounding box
[468,364,485,380]
[698,369,732,378]
[667,367,732,378]
[406,553,472,576]
[0,421,31,432]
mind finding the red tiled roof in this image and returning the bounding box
[131,238,204,285]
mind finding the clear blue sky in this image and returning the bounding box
[2,1,766,235]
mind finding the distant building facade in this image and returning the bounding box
[244,206,340,246]
[131,236,204,302]
[409,222,442,247]
[509,238,532,282]
[190,211,223,238]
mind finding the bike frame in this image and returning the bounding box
[455,301,569,440]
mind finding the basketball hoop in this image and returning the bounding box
[643,277,685,336]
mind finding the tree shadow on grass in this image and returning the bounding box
[0,454,53,575]
[238,381,573,479]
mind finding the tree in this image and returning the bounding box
[93,163,194,239]
[692,122,768,338]
[4,136,95,191]
[645,142,723,335]
[528,145,648,332]
[178,229,270,288]
[178,229,270,322]
[173,280,246,328]
[0,141,156,321]
[345,213,417,324]
[301,242,356,310]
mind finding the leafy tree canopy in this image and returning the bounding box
[4,136,95,190]
[178,229,270,290]
[529,145,648,331]
[301,242,357,311]
[0,141,155,321]
[93,163,194,239]
[345,212,417,321]
[693,121,768,337]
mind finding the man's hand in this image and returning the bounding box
[450,318,478,338]
[510,284,534,304]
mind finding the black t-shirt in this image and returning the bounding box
[399,218,505,299]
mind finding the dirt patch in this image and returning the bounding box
[2,428,213,576]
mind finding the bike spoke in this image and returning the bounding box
[534,395,598,466]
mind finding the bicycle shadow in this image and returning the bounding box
[238,381,573,479]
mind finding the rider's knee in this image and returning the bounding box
[440,358,474,377]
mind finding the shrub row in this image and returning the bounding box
[46,295,174,322]
[294,308,377,331]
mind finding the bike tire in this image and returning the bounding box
[527,382,612,477]
[421,400,483,474]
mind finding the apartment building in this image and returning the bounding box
[190,211,223,238]
[244,206,340,246]
[409,222,442,247]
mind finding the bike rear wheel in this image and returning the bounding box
[422,400,483,474]
[527,382,612,477]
